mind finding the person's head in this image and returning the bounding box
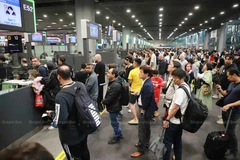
[225,54,234,66]
[58,56,66,65]
[152,70,159,78]
[167,60,181,73]
[226,68,240,82]
[107,68,118,81]
[0,142,54,160]
[149,48,155,55]
[31,57,40,67]
[217,58,225,66]
[234,50,240,59]
[57,65,72,84]
[158,54,163,60]
[85,64,94,73]
[185,63,192,72]
[139,65,152,80]
[133,58,142,68]
[203,62,213,71]
[128,52,133,57]
[0,55,6,63]
[81,63,86,70]
[125,56,132,65]
[171,68,186,86]
[28,69,40,80]
[94,54,101,63]
[179,54,185,61]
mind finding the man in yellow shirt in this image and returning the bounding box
[128,58,143,125]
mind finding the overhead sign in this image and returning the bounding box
[22,0,36,33]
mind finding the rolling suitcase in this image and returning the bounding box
[204,109,232,160]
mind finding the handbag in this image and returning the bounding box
[194,78,202,89]
[202,84,211,96]
[35,94,44,108]
[149,128,167,160]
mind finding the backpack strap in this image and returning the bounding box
[178,85,192,101]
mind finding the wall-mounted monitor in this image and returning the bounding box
[89,23,99,39]
[31,33,43,42]
[70,36,76,43]
[7,35,23,53]
[81,19,102,40]
[107,20,113,37]
[113,30,121,42]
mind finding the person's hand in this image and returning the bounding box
[135,92,140,96]
[141,109,145,114]
[215,84,222,90]
[222,105,231,112]
[163,120,169,128]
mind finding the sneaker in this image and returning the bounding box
[108,138,120,145]
[128,119,138,125]
[218,115,222,119]
[128,109,132,113]
[212,94,219,99]
[216,118,224,124]
[48,126,57,130]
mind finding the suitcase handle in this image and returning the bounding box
[225,108,233,134]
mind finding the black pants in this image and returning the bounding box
[97,85,104,111]
[138,114,151,152]
[222,109,240,155]
[62,136,90,160]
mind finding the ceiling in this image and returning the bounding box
[34,0,240,40]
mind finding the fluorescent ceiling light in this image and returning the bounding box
[159,14,163,17]
[189,29,192,31]
[122,26,125,28]
[58,28,62,29]
[138,23,141,25]
[68,13,73,16]
[51,22,56,25]
[135,19,139,22]
[182,21,184,24]
[72,22,75,25]
[47,26,51,28]
[43,14,47,18]
[132,15,135,18]
[192,28,195,30]
[59,19,63,22]
[184,18,188,20]
[209,27,212,29]
[159,19,162,21]
[233,4,239,8]
[131,30,133,32]
[159,8,164,11]
[118,23,121,25]
[113,20,116,23]
[159,25,162,27]
[63,25,68,27]
[211,17,215,20]
[229,20,233,22]
[195,6,200,10]
[106,16,109,19]
[220,11,225,15]
[200,23,202,26]
[105,26,108,29]
[179,24,182,26]
[221,23,224,25]
[126,9,131,13]
[189,13,193,16]
[96,11,100,14]
[37,19,43,22]
[141,25,143,27]
[205,21,208,23]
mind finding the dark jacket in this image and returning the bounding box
[140,78,158,119]
[158,60,167,75]
[220,63,237,90]
[102,77,122,113]
[233,58,240,71]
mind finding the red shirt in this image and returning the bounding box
[151,76,166,104]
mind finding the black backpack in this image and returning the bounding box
[176,86,208,133]
[60,82,102,134]
[120,79,129,105]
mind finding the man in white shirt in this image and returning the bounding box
[163,68,190,160]
[149,48,157,70]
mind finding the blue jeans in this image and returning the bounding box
[222,109,240,155]
[109,112,122,138]
[163,122,182,160]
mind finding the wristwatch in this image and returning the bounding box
[165,119,170,122]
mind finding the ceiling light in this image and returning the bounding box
[209,27,212,29]
[43,14,47,18]
[118,23,121,26]
[44,28,47,30]
[36,23,39,25]
[233,4,239,8]
[73,27,76,29]
[59,19,63,22]
[205,21,208,23]
[105,26,108,29]
[220,11,225,15]
[192,28,195,30]
[138,23,141,25]
[159,19,162,21]
[189,13,193,16]
[135,19,139,22]
[131,30,133,32]
[55,13,58,15]
[211,17,215,20]
[189,29,192,31]
[195,6,200,10]
[47,26,51,28]
[51,22,56,25]
[132,15,135,18]
[179,24,182,26]
[37,19,43,22]
[141,25,143,27]
[182,21,184,24]
[96,11,100,14]
[159,25,162,27]
[72,22,75,25]
[68,13,73,16]
[58,28,62,29]
[200,23,202,26]
[106,16,109,19]
[221,23,224,25]
[159,22,162,24]
[122,26,125,28]
[63,25,68,27]
[126,9,131,13]
[185,18,188,20]
[229,20,233,22]
[159,8,164,11]
[159,14,163,17]
[113,20,116,23]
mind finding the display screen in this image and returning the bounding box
[107,21,113,37]
[89,23,99,38]
[0,0,22,27]
[117,32,121,41]
[7,35,23,53]
[70,36,76,43]
[32,33,43,42]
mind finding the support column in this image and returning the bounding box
[218,23,227,52]
[122,27,131,50]
[203,31,210,50]
[75,0,95,57]
[196,33,199,49]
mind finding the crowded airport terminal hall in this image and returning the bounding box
[1,0,240,160]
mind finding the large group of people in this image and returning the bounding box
[1,47,240,160]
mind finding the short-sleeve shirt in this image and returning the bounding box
[224,82,240,110]
[150,54,157,70]
[169,83,190,124]
[128,67,143,92]
[94,61,105,84]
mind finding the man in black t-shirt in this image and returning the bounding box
[124,56,133,82]
[54,65,89,160]
[94,54,106,112]
[75,64,88,84]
